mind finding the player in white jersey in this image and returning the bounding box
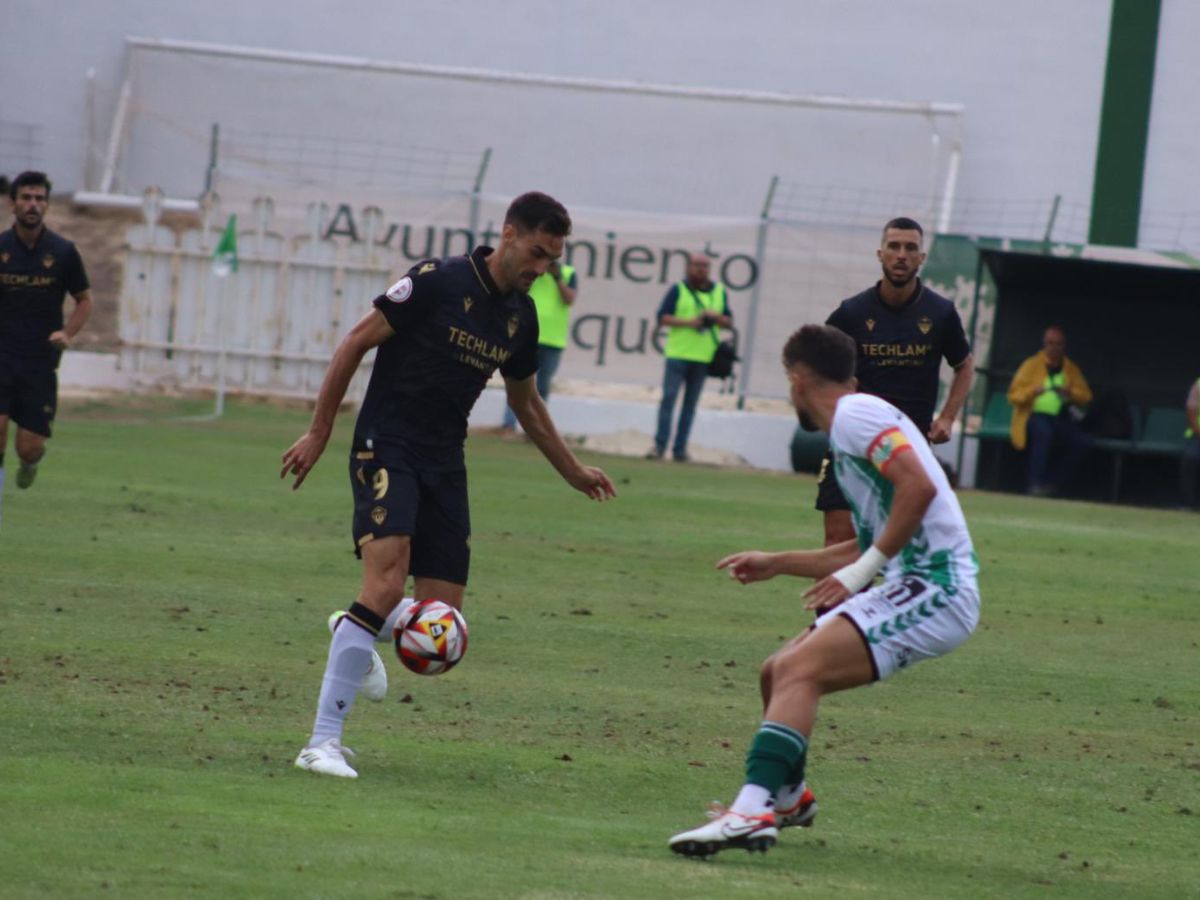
[669,324,980,859]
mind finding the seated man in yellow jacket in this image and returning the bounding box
[1006,325,1093,496]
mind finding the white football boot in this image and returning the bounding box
[775,785,819,829]
[328,610,388,701]
[294,737,358,778]
[668,806,778,857]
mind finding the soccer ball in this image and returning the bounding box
[393,599,468,675]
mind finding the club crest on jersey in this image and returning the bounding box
[866,318,875,332]
[507,314,519,338]
[371,505,387,525]
[385,276,413,303]
[463,295,474,313]
[42,253,54,269]
[918,316,932,335]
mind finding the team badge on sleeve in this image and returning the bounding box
[385,276,413,302]
[867,427,913,473]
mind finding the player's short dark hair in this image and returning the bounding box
[782,324,857,383]
[882,216,923,240]
[10,170,52,201]
[505,191,571,237]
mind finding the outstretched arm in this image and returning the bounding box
[280,309,394,489]
[717,539,860,585]
[504,375,616,501]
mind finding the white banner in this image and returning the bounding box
[209,179,884,399]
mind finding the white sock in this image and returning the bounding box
[329,597,415,643]
[309,618,376,745]
[775,781,807,810]
[729,784,774,816]
[378,597,416,642]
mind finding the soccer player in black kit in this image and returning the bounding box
[0,171,93,525]
[282,192,616,778]
[815,218,973,548]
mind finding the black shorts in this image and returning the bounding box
[814,448,850,512]
[349,447,471,584]
[0,361,57,438]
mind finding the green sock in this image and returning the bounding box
[745,721,808,795]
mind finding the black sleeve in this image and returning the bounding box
[64,243,89,295]
[941,304,972,368]
[372,261,439,332]
[500,308,540,381]
[825,302,850,333]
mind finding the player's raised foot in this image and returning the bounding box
[776,786,818,829]
[668,806,778,858]
[328,610,387,701]
[15,462,38,489]
[294,738,358,778]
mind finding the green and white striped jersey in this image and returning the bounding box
[830,393,979,592]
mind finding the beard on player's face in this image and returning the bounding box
[15,198,46,229]
[881,261,918,289]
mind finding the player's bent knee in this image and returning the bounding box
[769,643,829,691]
[15,437,46,464]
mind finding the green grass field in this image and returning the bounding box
[1,397,1197,899]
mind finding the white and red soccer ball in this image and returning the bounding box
[393,599,468,675]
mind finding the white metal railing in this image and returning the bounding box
[118,189,388,400]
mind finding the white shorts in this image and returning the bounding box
[814,575,980,681]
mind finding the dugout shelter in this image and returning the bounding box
[964,244,1200,506]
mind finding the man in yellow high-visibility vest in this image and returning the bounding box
[1006,325,1093,496]
[500,259,578,432]
[648,253,732,462]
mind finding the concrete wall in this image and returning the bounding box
[4,1,1194,237]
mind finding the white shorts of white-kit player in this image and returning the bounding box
[815,574,980,681]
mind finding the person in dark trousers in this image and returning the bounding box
[649,252,732,462]
[1006,325,1093,496]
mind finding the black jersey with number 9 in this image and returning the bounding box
[354,246,539,460]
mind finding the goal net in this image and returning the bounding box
[103,37,964,399]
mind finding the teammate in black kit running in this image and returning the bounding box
[814,217,972,547]
[0,171,93,523]
[282,192,616,777]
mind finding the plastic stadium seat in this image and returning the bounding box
[1135,407,1188,454]
[975,392,1012,439]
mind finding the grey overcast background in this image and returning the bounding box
[3,0,1197,243]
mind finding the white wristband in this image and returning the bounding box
[830,545,889,594]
